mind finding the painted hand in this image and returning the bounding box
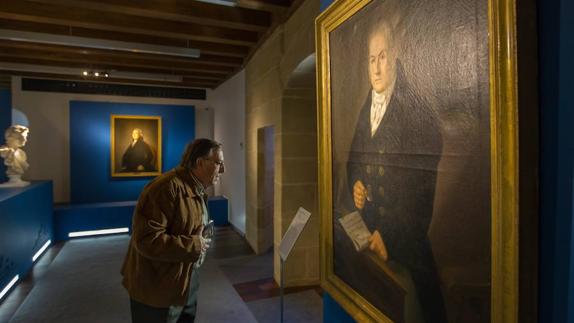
[369,230,388,261]
[353,180,368,210]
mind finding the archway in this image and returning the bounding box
[274,54,319,286]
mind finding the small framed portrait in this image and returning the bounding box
[111,115,162,177]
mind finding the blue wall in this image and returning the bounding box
[320,0,333,12]
[323,293,354,323]
[0,89,11,183]
[0,182,53,295]
[538,0,574,320]
[70,101,195,203]
[0,89,10,131]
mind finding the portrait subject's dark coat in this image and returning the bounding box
[122,138,156,172]
[346,61,447,322]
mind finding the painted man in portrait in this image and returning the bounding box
[345,20,447,322]
[121,128,156,172]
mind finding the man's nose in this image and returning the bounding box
[375,59,382,74]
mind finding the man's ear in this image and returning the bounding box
[195,158,204,169]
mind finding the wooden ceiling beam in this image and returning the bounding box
[0,19,250,58]
[0,51,234,75]
[236,0,291,14]
[0,40,243,67]
[0,1,259,46]
[0,56,229,80]
[26,0,271,32]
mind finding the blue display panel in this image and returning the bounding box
[53,201,136,241]
[69,101,195,203]
[0,89,11,183]
[208,196,229,226]
[0,181,53,299]
[53,197,228,241]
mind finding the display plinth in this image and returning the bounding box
[0,181,53,300]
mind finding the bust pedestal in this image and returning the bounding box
[0,174,30,187]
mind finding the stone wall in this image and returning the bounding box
[245,0,320,286]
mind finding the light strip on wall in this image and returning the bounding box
[32,240,52,262]
[68,228,129,238]
[0,275,19,301]
[0,29,200,58]
[195,0,238,6]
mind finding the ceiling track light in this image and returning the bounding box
[82,70,110,78]
[0,62,184,83]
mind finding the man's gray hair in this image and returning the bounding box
[132,128,144,138]
[180,138,222,170]
[368,19,396,52]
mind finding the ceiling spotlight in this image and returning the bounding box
[104,73,109,78]
[94,72,99,77]
[82,71,88,76]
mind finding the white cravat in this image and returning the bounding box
[370,79,395,137]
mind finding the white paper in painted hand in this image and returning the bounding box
[338,211,372,252]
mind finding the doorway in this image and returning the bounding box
[257,125,275,253]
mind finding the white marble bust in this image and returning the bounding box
[0,125,30,187]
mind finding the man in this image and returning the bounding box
[346,21,446,322]
[121,128,155,172]
[121,138,225,323]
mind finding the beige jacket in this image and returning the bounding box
[121,166,208,307]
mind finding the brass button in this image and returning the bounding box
[366,184,373,202]
[366,165,372,174]
[378,186,384,197]
[378,166,385,176]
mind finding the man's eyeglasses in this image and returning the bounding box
[204,158,224,167]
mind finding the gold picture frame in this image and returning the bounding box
[316,0,518,321]
[111,115,162,177]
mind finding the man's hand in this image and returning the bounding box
[353,180,368,210]
[200,236,211,253]
[369,230,388,261]
[136,165,145,171]
[195,224,212,253]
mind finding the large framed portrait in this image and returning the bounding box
[317,0,519,322]
[111,115,162,177]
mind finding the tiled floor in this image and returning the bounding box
[0,242,64,323]
[0,226,323,323]
[234,277,322,302]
